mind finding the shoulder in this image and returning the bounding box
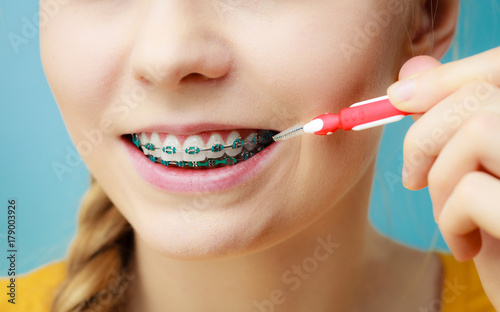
[437,252,496,312]
[0,260,67,312]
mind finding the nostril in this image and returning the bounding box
[180,73,209,84]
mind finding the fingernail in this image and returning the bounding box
[402,165,409,189]
[388,78,416,105]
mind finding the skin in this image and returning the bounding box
[388,50,500,307]
[39,0,499,310]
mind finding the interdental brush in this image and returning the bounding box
[272,95,413,142]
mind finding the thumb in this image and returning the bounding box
[398,55,442,80]
[391,56,443,120]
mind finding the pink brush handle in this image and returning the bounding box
[306,95,411,135]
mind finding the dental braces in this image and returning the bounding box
[131,130,276,169]
[131,131,274,155]
[144,146,266,168]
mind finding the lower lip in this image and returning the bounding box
[122,136,281,193]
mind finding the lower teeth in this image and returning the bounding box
[131,130,278,169]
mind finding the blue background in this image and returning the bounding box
[0,1,499,276]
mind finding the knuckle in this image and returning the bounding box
[427,165,447,197]
[402,126,417,152]
[402,129,421,167]
[456,80,491,104]
[450,82,486,115]
[475,81,499,102]
[436,211,455,235]
[462,111,494,140]
[452,81,500,116]
[454,172,483,202]
[488,85,500,102]
[457,81,485,97]
[403,124,438,169]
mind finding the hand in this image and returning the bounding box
[387,47,500,308]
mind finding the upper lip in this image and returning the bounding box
[127,122,279,136]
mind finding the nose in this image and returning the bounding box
[130,2,232,90]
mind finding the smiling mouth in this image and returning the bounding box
[126,129,278,169]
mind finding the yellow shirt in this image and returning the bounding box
[0,253,495,311]
[438,253,496,312]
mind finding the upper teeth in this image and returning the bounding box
[136,131,268,162]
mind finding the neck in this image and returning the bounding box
[127,160,388,312]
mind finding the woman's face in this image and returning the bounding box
[40,0,413,259]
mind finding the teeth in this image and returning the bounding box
[136,130,276,165]
[150,132,162,158]
[243,133,257,151]
[141,133,150,155]
[225,131,243,157]
[182,135,207,162]
[206,133,225,158]
[161,134,182,162]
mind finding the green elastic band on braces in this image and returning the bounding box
[187,157,237,168]
[135,130,274,154]
[132,136,141,148]
[163,146,176,154]
[211,144,224,152]
[232,139,243,149]
[154,137,268,155]
[253,135,262,144]
[185,146,200,155]
[243,152,254,160]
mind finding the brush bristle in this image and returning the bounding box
[272,123,305,142]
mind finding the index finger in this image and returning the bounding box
[387,47,500,112]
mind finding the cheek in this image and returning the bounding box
[38,0,399,258]
[229,2,402,211]
[40,4,133,140]
[226,3,396,212]
[236,1,404,119]
[297,129,383,205]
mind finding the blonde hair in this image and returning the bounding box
[48,2,498,311]
[51,178,135,312]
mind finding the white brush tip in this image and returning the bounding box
[272,123,304,142]
[303,119,323,133]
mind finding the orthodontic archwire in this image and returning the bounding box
[130,130,275,168]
